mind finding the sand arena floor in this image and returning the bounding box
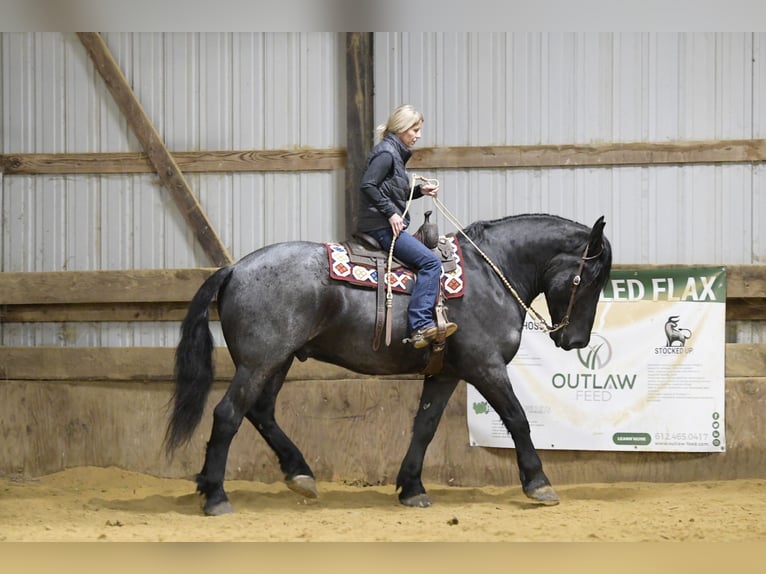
[1,466,764,542]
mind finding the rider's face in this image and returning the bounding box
[397,121,423,148]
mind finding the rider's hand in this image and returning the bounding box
[388,213,405,236]
[420,183,439,197]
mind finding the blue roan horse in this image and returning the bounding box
[166,213,612,515]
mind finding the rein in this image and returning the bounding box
[382,174,423,344]
[420,180,601,334]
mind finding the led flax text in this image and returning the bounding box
[601,276,718,302]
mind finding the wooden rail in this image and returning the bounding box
[2,139,764,176]
[2,265,765,323]
[410,139,766,169]
[2,264,765,383]
[0,149,346,175]
[1,344,764,382]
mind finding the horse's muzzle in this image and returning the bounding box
[551,329,589,351]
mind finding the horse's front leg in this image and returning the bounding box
[472,365,560,505]
[396,374,459,507]
[244,361,318,499]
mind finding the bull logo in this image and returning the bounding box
[665,315,692,347]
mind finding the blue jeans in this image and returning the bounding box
[367,227,442,334]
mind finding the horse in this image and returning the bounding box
[165,213,613,515]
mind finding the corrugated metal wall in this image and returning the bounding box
[1,32,344,346]
[2,32,765,345]
[374,32,764,266]
[1,32,344,273]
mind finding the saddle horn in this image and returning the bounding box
[414,210,439,249]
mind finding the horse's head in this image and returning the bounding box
[543,216,612,350]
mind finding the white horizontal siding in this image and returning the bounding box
[374,32,761,267]
[1,32,344,275]
[1,32,343,347]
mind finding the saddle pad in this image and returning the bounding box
[325,235,465,298]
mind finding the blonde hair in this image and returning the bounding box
[375,104,424,141]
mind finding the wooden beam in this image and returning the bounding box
[0,268,215,305]
[2,265,764,306]
[0,149,346,175]
[0,346,233,381]
[409,139,766,170]
[0,343,759,381]
[1,265,765,323]
[344,33,374,238]
[0,346,420,382]
[2,138,764,177]
[727,299,766,321]
[719,264,766,297]
[76,32,232,267]
[5,299,762,323]
[725,343,766,377]
[0,302,206,323]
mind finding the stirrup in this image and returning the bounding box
[404,322,458,349]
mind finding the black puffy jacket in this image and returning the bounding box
[356,133,423,232]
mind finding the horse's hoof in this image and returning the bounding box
[400,493,433,508]
[525,485,560,506]
[204,500,234,516]
[286,474,318,499]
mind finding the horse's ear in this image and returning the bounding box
[588,216,606,254]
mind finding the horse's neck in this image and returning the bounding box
[480,219,574,303]
[475,239,552,305]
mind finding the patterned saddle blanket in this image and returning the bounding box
[325,235,465,298]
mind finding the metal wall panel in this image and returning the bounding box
[374,32,760,268]
[6,32,758,270]
[1,32,343,346]
[1,32,344,275]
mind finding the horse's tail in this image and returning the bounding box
[164,266,234,456]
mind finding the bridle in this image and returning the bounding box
[553,242,605,333]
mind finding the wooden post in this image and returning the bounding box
[344,33,374,238]
[77,32,233,267]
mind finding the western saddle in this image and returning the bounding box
[342,211,457,374]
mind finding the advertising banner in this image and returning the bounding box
[467,266,726,452]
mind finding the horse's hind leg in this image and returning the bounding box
[245,360,318,499]
[196,365,267,516]
[396,375,459,508]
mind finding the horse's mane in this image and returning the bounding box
[461,213,612,285]
[462,213,581,243]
